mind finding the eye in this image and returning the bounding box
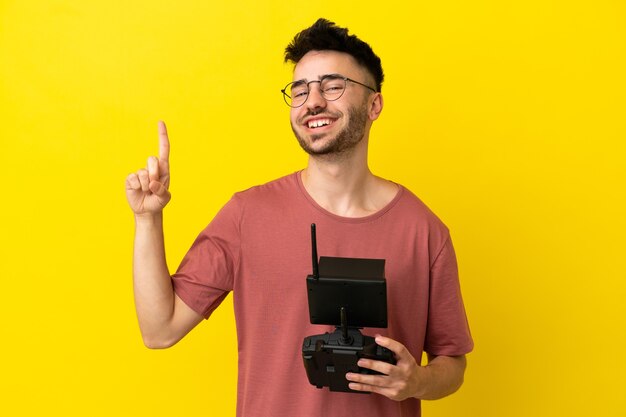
[322,79,344,94]
[293,90,308,99]
[291,86,308,98]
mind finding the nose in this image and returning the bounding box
[305,81,326,112]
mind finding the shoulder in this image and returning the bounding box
[235,172,299,198]
[230,172,301,207]
[220,172,307,223]
[395,185,448,229]
[201,173,302,234]
[386,184,452,255]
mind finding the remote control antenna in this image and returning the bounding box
[311,223,319,280]
[339,307,352,345]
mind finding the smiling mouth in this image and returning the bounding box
[307,118,335,129]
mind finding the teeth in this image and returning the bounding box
[308,119,331,128]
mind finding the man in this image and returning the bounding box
[126,18,473,417]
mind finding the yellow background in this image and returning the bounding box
[1,1,624,416]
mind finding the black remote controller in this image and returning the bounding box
[303,326,396,393]
[302,224,396,393]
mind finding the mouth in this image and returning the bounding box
[304,117,337,130]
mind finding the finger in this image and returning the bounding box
[348,382,402,401]
[348,381,388,395]
[375,335,409,359]
[149,180,170,198]
[149,181,172,208]
[346,372,389,388]
[158,120,170,162]
[126,173,141,190]
[137,169,150,192]
[356,358,395,376]
[147,156,159,182]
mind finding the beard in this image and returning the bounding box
[291,103,368,158]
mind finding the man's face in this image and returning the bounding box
[289,50,375,157]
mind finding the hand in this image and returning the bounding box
[126,121,171,215]
[345,335,427,401]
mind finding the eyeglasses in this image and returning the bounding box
[281,73,377,108]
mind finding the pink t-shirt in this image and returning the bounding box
[172,172,473,417]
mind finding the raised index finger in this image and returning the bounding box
[158,120,170,162]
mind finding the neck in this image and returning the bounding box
[301,139,397,218]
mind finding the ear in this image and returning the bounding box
[368,93,384,121]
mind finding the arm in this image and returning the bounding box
[345,335,467,401]
[126,121,203,349]
[418,353,467,400]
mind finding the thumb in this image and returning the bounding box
[149,180,171,203]
[148,156,159,182]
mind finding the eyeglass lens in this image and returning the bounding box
[285,76,347,107]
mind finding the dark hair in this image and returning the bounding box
[284,18,384,92]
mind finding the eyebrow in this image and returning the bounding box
[321,73,344,80]
[291,79,307,88]
[291,73,345,85]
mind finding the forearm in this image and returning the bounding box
[132,212,176,346]
[415,355,467,400]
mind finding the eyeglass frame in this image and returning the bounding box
[281,73,378,108]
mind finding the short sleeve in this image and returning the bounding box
[171,196,242,319]
[424,236,474,356]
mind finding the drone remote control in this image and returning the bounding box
[302,224,396,393]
